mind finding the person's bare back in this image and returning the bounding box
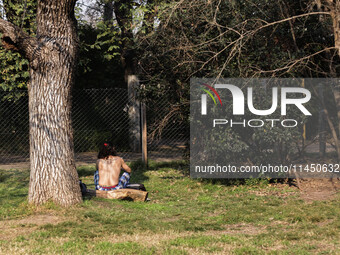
[97,156,131,187]
[95,142,132,190]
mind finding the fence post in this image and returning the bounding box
[141,102,148,167]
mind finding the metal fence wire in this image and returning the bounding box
[146,98,188,162]
[0,89,188,165]
[0,91,29,163]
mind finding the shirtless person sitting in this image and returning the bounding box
[94,142,131,191]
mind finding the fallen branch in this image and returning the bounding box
[87,189,148,202]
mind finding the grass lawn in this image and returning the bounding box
[0,161,339,254]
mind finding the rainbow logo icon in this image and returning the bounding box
[200,83,222,106]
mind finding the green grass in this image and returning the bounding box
[0,161,339,254]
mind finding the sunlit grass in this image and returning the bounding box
[0,161,339,254]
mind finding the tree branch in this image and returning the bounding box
[0,18,38,61]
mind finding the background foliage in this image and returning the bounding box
[0,0,339,162]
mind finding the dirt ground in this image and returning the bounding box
[248,178,340,202]
[0,151,184,170]
[297,178,340,202]
[0,139,333,170]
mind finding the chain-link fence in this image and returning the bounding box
[0,91,29,163]
[146,98,188,162]
[0,89,188,166]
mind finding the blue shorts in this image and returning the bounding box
[94,171,130,191]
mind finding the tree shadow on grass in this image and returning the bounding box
[77,166,96,178]
[77,159,268,192]
[0,193,27,199]
[136,160,280,188]
[0,169,30,186]
[146,160,189,172]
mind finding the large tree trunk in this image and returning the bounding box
[318,0,340,160]
[331,2,340,139]
[0,0,82,206]
[113,0,141,153]
[28,0,81,206]
[318,85,326,157]
[111,0,156,153]
[330,0,340,56]
[127,75,141,152]
[334,85,340,138]
[103,1,114,23]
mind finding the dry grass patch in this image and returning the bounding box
[0,214,65,241]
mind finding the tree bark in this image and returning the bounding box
[0,0,82,206]
[313,84,340,160]
[128,75,141,152]
[103,1,114,23]
[330,0,340,56]
[334,84,340,137]
[318,85,326,157]
[329,2,340,160]
[318,0,340,159]
[320,0,340,55]
[113,0,142,152]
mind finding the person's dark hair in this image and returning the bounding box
[98,141,117,159]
